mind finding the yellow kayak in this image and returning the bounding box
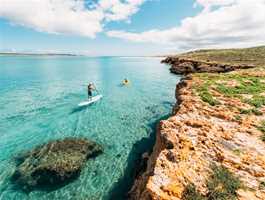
[122,80,130,85]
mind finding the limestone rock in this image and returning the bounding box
[129,68,265,200]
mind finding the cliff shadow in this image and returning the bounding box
[107,114,171,200]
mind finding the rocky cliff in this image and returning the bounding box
[130,47,265,200]
[161,57,255,74]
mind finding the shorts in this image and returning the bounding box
[88,90,92,97]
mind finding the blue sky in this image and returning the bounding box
[0,0,265,56]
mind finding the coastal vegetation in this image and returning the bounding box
[177,46,265,66]
[190,48,265,145]
[258,120,265,142]
[182,165,242,200]
[163,46,265,74]
[182,184,205,200]
[239,108,263,116]
[196,83,220,106]
[194,72,265,109]
[206,165,241,200]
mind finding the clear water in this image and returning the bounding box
[0,56,180,200]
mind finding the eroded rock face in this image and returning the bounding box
[129,69,265,200]
[161,57,255,74]
[12,137,103,190]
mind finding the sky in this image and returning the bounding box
[0,0,265,56]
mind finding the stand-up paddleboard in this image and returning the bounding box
[78,95,103,107]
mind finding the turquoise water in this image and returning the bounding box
[0,56,179,200]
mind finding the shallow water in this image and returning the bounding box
[0,56,180,200]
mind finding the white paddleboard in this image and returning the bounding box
[78,95,103,107]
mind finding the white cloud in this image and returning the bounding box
[107,0,265,50]
[0,0,148,38]
[194,0,236,11]
[98,0,146,21]
[2,0,264,51]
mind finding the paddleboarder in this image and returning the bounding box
[87,82,97,100]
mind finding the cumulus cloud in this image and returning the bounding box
[0,0,147,38]
[98,0,146,21]
[107,0,265,50]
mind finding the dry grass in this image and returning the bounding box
[176,46,265,67]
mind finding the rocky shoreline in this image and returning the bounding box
[161,57,255,74]
[129,49,265,200]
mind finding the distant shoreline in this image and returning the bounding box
[0,53,167,58]
[0,52,79,56]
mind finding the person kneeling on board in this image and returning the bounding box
[87,82,97,100]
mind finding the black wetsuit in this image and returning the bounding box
[88,85,93,98]
[88,90,92,97]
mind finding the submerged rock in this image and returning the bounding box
[12,137,103,190]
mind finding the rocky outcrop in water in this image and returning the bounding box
[12,137,103,190]
[161,57,255,74]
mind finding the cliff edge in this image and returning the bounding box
[130,46,265,200]
[162,46,265,74]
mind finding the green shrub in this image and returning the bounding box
[207,165,241,200]
[182,165,242,200]
[232,149,242,156]
[245,96,265,108]
[200,91,220,106]
[182,184,206,200]
[257,121,265,142]
[197,85,220,106]
[234,115,242,121]
[239,108,263,116]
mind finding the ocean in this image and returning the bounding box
[0,56,180,200]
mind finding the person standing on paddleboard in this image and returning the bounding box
[87,82,97,100]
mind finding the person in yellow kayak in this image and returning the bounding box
[122,78,130,86]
